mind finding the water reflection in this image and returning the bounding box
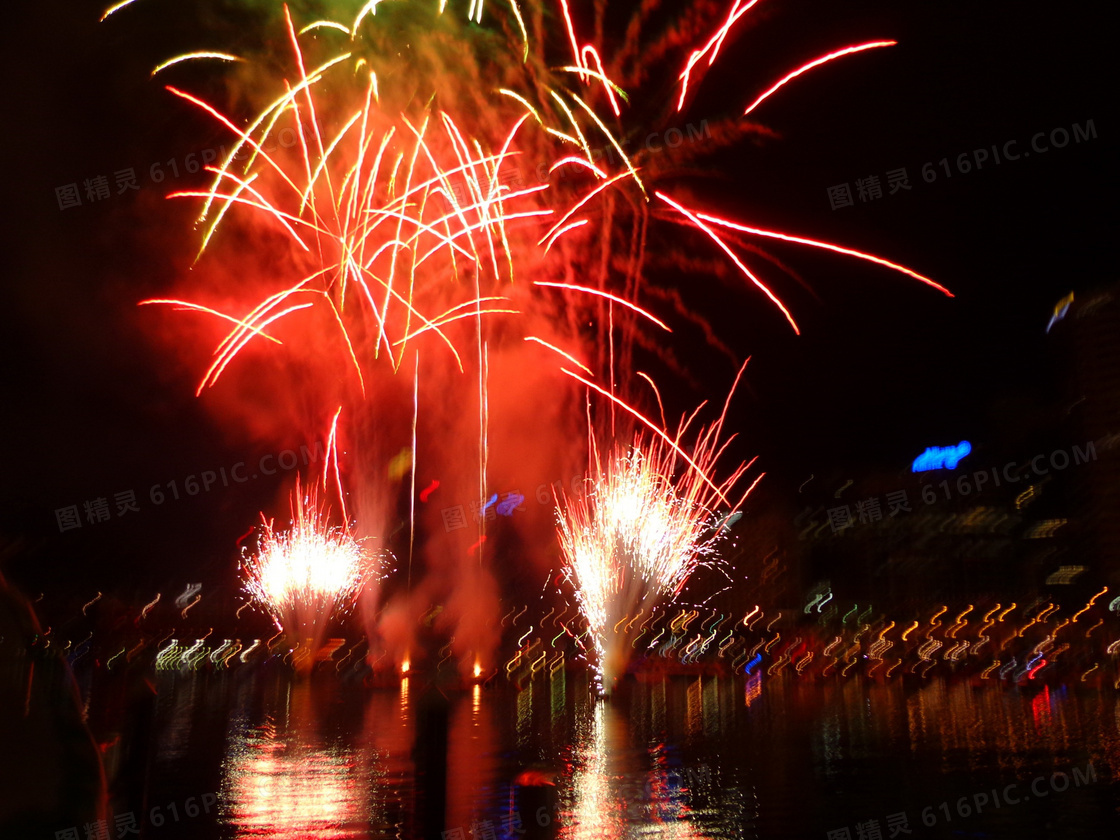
[560,678,744,839]
[446,682,498,835]
[138,671,1120,840]
[895,680,1120,780]
[222,728,368,838]
[566,701,622,838]
[221,682,374,839]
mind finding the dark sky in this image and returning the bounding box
[675,0,1115,488]
[1,0,1115,596]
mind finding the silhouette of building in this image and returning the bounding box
[1047,284,1120,588]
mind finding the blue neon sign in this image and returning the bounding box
[911,441,971,472]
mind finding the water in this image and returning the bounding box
[103,669,1120,840]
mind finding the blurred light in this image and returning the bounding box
[1046,291,1074,333]
[912,441,971,472]
[1071,587,1109,622]
[1015,486,1037,510]
[387,447,412,480]
[1027,519,1068,539]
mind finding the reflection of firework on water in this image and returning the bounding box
[241,478,381,642]
[556,372,760,691]
[220,682,382,838]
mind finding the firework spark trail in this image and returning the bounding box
[126,1,658,677]
[143,55,571,388]
[558,364,758,511]
[677,0,761,111]
[693,212,954,297]
[742,41,898,117]
[238,411,387,666]
[151,51,243,77]
[100,0,140,22]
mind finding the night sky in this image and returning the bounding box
[1,0,1114,597]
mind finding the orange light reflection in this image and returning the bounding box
[222,728,369,838]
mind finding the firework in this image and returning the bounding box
[241,478,377,653]
[556,368,759,691]
[137,3,589,394]
[126,0,948,392]
[112,0,952,677]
